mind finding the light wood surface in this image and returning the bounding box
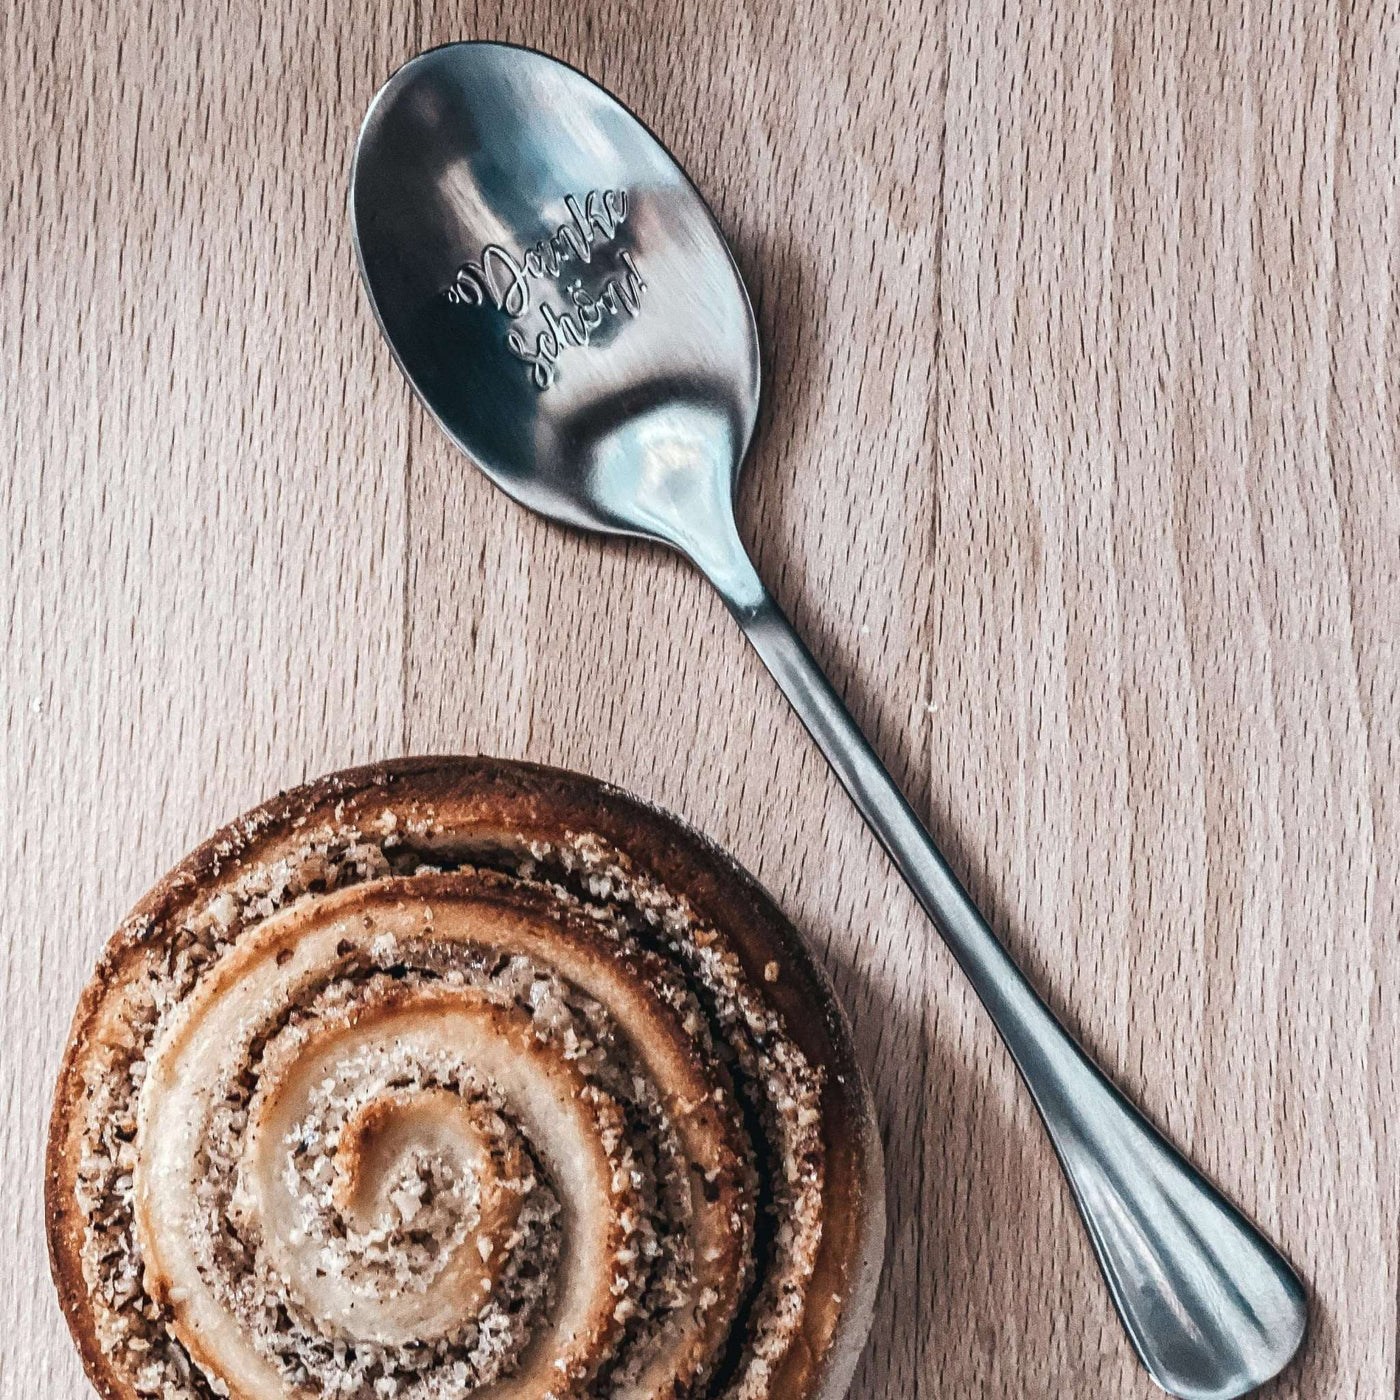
[4,1,1397,1396]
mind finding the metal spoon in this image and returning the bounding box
[351,41,1306,1399]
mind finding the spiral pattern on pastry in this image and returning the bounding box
[47,759,883,1400]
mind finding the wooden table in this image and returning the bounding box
[6,1,1397,1395]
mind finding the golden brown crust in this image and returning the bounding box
[47,755,883,1400]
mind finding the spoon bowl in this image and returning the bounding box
[353,43,759,579]
[353,42,1307,1400]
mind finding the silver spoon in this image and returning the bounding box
[351,41,1306,1399]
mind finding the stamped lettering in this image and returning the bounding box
[441,189,645,388]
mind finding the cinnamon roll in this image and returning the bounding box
[47,758,883,1400]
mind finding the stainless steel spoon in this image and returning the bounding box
[351,41,1307,1399]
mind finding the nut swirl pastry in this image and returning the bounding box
[47,758,884,1400]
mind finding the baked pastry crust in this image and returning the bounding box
[47,756,883,1400]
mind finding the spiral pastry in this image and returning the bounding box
[48,758,883,1400]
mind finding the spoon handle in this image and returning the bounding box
[707,552,1306,1400]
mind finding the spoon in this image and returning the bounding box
[351,41,1307,1399]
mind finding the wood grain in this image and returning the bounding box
[4,1,1396,1397]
